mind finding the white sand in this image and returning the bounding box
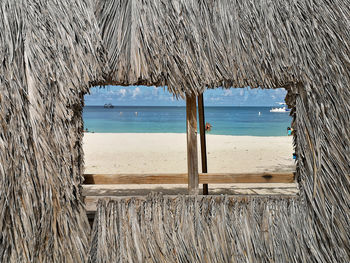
[83,133,295,174]
[82,133,297,200]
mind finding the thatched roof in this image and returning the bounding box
[1,0,350,262]
[96,0,350,97]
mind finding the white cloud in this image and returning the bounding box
[85,85,288,106]
[276,88,285,94]
[223,89,233,96]
[152,87,159,96]
[118,88,127,97]
[132,87,141,98]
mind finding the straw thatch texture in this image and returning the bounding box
[95,0,350,96]
[90,195,308,262]
[0,0,104,261]
[294,87,350,262]
[2,0,350,262]
[89,0,350,262]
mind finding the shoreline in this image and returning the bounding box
[84,132,290,137]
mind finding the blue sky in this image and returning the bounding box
[84,86,287,106]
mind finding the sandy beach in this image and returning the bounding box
[83,133,295,174]
[83,133,297,199]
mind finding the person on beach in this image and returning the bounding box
[205,122,212,132]
[287,127,292,136]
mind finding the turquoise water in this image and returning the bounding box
[83,106,292,136]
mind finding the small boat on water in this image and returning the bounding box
[270,103,290,113]
[104,103,114,108]
[270,106,290,113]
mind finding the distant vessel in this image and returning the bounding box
[104,103,114,108]
[270,107,290,112]
[270,103,290,113]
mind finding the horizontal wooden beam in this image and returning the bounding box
[199,173,295,184]
[84,172,295,185]
[84,173,188,185]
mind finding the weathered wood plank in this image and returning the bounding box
[84,173,188,184]
[83,172,295,184]
[198,93,208,195]
[199,173,295,184]
[186,93,199,194]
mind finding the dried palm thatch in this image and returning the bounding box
[95,0,350,96]
[2,0,350,262]
[89,195,308,262]
[0,0,104,261]
[89,0,350,262]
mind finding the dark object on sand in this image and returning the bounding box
[205,122,212,132]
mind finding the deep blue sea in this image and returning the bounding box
[83,106,292,136]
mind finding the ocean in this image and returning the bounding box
[83,106,292,136]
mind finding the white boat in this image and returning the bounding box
[270,103,290,113]
[270,106,290,112]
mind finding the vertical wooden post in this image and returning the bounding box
[198,93,208,195]
[186,93,199,195]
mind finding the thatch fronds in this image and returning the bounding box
[0,2,32,261]
[93,2,350,257]
[95,0,350,97]
[2,0,350,261]
[0,0,104,261]
[89,195,312,262]
[93,1,350,258]
[294,87,350,262]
